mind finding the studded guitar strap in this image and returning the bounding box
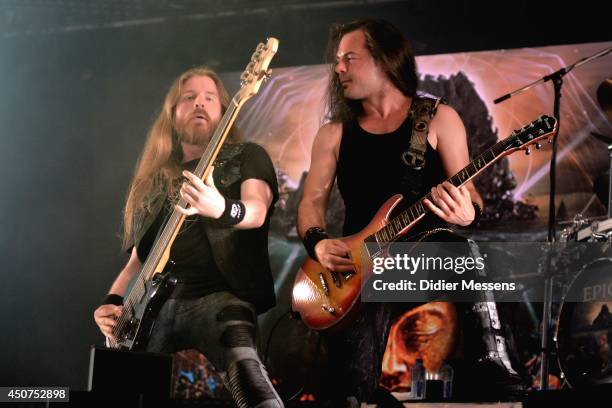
[401,96,443,170]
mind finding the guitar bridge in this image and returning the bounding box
[321,304,336,315]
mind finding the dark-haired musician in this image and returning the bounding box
[297,19,522,405]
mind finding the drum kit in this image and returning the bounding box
[551,78,612,389]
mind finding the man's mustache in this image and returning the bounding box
[192,109,211,121]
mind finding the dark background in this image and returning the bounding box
[0,0,608,389]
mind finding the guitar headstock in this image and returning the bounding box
[502,115,558,155]
[234,37,279,104]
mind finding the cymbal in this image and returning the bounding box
[597,78,612,120]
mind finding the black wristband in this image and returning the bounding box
[468,202,482,228]
[217,198,246,226]
[303,227,329,261]
[101,293,123,306]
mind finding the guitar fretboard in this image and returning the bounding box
[371,115,556,245]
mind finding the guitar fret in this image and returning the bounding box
[450,175,459,187]
[416,200,424,215]
[475,156,485,169]
[393,219,401,234]
[470,162,478,175]
[406,209,413,222]
[487,148,496,161]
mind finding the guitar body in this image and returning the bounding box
[292,194,413,331]
[109,270,178,351]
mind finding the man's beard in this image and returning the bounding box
[176,120,218,146]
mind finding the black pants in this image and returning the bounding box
[146,291,284,408]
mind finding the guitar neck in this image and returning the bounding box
[372,137,513,244]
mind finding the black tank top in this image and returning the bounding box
[336,115,447,237]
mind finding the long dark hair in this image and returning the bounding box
[325,19,418,123]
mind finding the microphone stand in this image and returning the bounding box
[609,144,612,219]
[493,46,612,390]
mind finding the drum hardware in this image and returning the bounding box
[560,214,590,242]
[576,218,612,242]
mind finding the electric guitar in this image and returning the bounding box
[107,38,279,350]
[292,115,558,331]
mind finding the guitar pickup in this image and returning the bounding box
[319,273,329,296]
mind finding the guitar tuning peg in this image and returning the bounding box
[535,143,542,150]
[525,148,531,155]
[548,138,553,144]
[265,69,272,79]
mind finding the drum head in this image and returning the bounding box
[557,258,612,387]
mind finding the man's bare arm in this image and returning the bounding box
[94,247,142,340]
[297,122,342,238]
[432,104,483,208]
[423,104,483,226]
[297,122,354,272]
[235,178,273,229]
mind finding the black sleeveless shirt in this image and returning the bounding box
[336,114,448,237]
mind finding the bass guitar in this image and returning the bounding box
[107,38,279,350]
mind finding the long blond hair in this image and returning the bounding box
[122,66,231,249]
